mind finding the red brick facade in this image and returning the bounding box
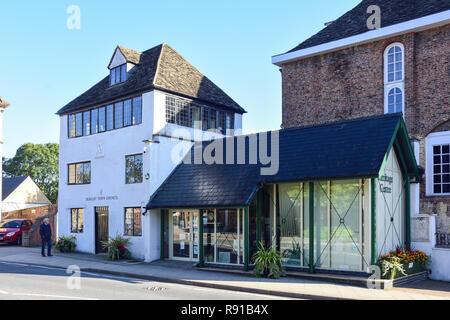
[280,25,450,233]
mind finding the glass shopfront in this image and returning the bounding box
[268,180,371,272]
[169,210,199,261]
[202,208,244,265]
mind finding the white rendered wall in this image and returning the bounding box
[430,248,450,281]
[58,88,243,261]
[58,91,155,258]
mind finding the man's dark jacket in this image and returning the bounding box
[39,223,52,240]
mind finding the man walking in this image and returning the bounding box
[39,217,52,257]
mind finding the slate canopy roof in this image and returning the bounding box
[147,113,419,209]
[57,43,245,115]
[285,0,450,53]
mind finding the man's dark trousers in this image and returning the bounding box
[41,238,52,256]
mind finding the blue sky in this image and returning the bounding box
[0,0,360,158]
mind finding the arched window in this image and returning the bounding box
[384,43,405,114]
[387,87,403,113]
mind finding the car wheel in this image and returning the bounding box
[16,235,22,246]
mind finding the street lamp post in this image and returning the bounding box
[0,97,10,221]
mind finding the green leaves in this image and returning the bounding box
[102,235,132,261]
[252,241,286,279]
[3,143,59,203]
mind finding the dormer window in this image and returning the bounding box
[110,64,127,86]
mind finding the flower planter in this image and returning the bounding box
[383,262,426,280]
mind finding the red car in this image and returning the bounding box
[0,219,33,245]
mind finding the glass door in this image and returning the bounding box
[170,210,199,261]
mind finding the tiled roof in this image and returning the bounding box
[57,43,245,115]
[117,45,142,65]
[287,0,450,53]
[2,176,27,200]
[147,113,415,209]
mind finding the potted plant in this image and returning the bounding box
[55,236,76,253]
[102,235,131,261]
[252,241,285,279]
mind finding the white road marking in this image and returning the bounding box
[0,290,9,295]
[11,293,99,300]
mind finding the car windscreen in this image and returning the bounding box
[0,221,21,228]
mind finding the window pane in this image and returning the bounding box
[216,209,238,264]
[279,183,301,266]
[434,145,441,155]
[124,99,132,126]
[78,209,84,233]
[75,163,84,184]
[83,162,91,183]
[202,108,209,130]
[443,184,450,193]
[434,184,441,194]
[71,209,77,233]
[98,107,106,132]
[218,111,225,133]
[125,155,134,184]
[209,110,217,129]
[68,114,76,138]
[177,99,189,127]
[68,164,76,184]
[166,96,177,124]
[190,105,201,129]
[75,113,83,137]
[115,67,120,84]
[226,113,233,130]
[132,96,142,125]
[442,145,449,154]
[91,108,98,134]
[115,102,123,128]
[110,69,115,86]
[121,64,127,82]
[106,104,114,130]
[124,208,134,236]
[83,111,91,136]
[134,154,143,183]
[134,208,142,236]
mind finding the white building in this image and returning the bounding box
[57,44,245,260]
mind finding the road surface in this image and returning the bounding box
[0,261,295,300]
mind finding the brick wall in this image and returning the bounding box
[281,25,450,233]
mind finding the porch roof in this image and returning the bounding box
[147,113,418,209]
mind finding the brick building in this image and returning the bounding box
[272,0,450,235]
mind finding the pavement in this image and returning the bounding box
[0,245,449,300]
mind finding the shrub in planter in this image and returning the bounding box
[55,236,76,253]
[252,241,285,279]
[102,235,131,261]
[378,246,429,279]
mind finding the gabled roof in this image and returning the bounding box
[2,176,28,200]
[116,45,141,65]
[57,43,245,115]
[147,113,418,209]
[286,0,450,53]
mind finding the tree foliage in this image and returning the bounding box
[3,143,59,203]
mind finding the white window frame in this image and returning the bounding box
[425,131,450,196]
[383,43,405,115]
